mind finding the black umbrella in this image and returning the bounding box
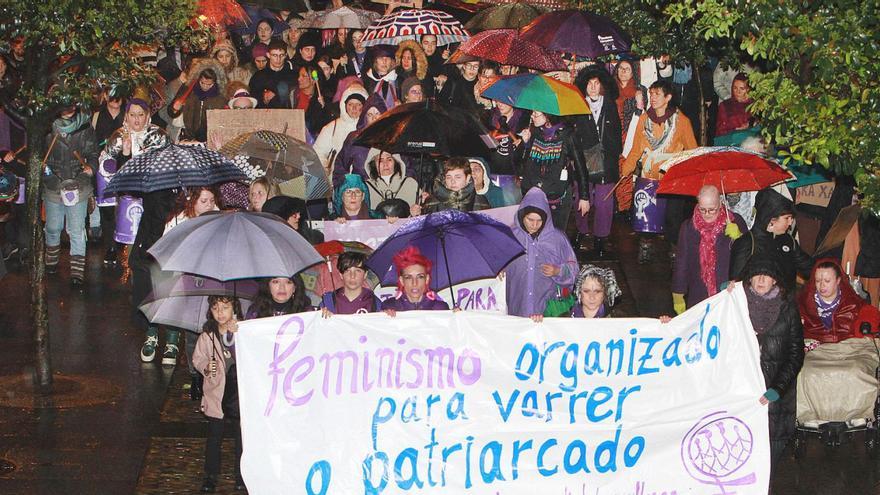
[353,99,496,191]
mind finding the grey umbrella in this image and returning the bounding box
[147,211,323,281]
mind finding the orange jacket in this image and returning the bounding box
[621,110,698,180]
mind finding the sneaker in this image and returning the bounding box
[162,343,179,366]
[140,334,159,362]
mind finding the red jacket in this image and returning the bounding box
[798,259,880,343]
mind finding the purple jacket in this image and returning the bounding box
[672,211,748,308]
[506,187,578,317]
[381,293,449,311]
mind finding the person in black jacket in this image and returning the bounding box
[735,256,804,469]
[729,188,812,290]
[573,66,622,256]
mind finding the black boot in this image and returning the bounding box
[190,373,203,401]
[103,242,118,266]
[586,237,608,259]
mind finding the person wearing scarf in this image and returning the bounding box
[168,68,226,142]
[798,258,880,343]
[736,257,803,470]
[715,72,754,137]
[43,105,99,286]
[671,185,746,313]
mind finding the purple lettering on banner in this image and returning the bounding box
[680,410,756,493]
[265,315,308,416]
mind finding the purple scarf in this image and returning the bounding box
[541,122,564,141]
[814,291,840,330]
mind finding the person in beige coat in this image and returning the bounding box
[192,295,245,492]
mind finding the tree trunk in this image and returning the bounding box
[26,119,51,391]
[693,60,709,146]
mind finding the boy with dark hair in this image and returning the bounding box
[320,251,382,316]
[413,157,490,215]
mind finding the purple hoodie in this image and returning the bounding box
[506,187,578,317]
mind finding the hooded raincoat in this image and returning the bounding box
[506,187,578,317]
[313,85,368,172]
[364,148,418,209]
[332,93,387,189]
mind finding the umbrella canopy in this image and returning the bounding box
[195,0,250,27]
[352,101,493,192]
[140,273,260,332]
[464,3,546,32]
[786,162,834,189]
[353,99,496,157]
[105,144,248,195]
[220,130,330,200]
[481,73,590,116]
[148,211,323,281]
[519,9,631,58]
[362,9,470,47]
[300,6,381,29]
[449,28,566,72]
[365,210,523,305]
[657,147,795,196]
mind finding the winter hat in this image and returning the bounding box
[400,76,421,99]
[297,30,321,51]
[334,173,369,214]
[753,188,794,232]
[370,45,395,60]
[228,88,258,109]
[252,43,269,60]
[742,255,782,284]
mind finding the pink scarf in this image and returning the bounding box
[692,206,727,295]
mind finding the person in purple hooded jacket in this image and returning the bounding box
[381,245,450,315]
[506,187,578,321]
[320,252,382,316]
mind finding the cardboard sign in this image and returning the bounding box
[206,109,306,148]
[236,287,771,493]
[795,181,836,208]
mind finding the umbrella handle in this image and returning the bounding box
[439,231,456,308]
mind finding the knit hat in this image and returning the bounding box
[297,30,321,51]
[400,76,421,99]
[742,255,782,284]
[344,92,366,105]
[252,43,269,60]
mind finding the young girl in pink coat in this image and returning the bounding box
[192,295,245,493]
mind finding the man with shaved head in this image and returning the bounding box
[671,185,747,314]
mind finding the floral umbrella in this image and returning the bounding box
[361,9,470,47]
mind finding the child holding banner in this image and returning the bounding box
[320,252,382,316]
[192,295,246,493]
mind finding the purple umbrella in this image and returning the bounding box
[139,273,260,332]
[365,209,523,306]
[519,9,631,58]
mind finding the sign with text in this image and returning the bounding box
[206,109,306,147]
[795,181,835,208]
[236,287,770,494]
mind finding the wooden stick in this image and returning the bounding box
[41,134,60,168]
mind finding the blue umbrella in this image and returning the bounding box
[148,211,323,281]
[365,210,524,306]
[105,144,249,195]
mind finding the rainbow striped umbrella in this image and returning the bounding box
[480,73,590,116]
[361,9,469,47]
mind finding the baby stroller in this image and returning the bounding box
[793,322,880,458]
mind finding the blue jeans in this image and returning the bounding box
[44,199,87,256]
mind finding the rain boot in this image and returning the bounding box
[140,326,159,363]
[162,329,180,366]
[70,255,85,288]
[46,245,60,274]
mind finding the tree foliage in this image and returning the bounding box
[664,0,880,213]
[0,0,201,120]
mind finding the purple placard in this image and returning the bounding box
[114,195,143,245]
[631,177,667,234]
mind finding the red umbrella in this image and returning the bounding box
[448,28,566,72]
[195,0,249,28]
[519,9,631,58]
[657,147,795,196]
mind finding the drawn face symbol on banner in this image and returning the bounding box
[681,411,756,494]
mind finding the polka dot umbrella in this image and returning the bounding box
[104,144,249,195]
[361,8,470,47]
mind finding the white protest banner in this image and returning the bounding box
[320,205,519,249]
[236,286,770,494]
[374,278,506,313]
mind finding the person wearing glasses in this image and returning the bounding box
[671,185,746,314]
